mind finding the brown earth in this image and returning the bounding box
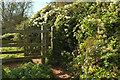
[3,59,71,79]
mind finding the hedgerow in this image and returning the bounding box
[29,2,120,79]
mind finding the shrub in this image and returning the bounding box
[2,62,54,80]
[28,2,120,79]
[72,2,120,79]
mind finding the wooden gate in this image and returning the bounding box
[1,24,52,64]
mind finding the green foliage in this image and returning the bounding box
[29,2,120,79]
[2,62,54,80]
[0,53,24,59]
[71,2,120,79]
[2,47,24,52]
[2,33,15,40]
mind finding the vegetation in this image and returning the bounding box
[0,53,24,59]
[1,1,32,30]
[2,1,120,79]
[2,62,54,79]
[29,2,120,79]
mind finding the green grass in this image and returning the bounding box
[0,47,24,59]
[0,53,24,59]
[2,47,24,52]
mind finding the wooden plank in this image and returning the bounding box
[41,25,45,64]
[24,28,29,56]
[44,25,47,64]
[1,51,24,54]
[2,56,43,63]
[46,26,49,58]
[2,29,44,33]
[51,26,54,50]
[27,53,41,56]
[2,40,24,44]
[2,43,46,47]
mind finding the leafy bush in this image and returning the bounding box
[2,62,54,80]
[28,2,120,79]
[71,2,120,79]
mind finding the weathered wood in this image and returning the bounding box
[24,48,41,52]
[2,29,44,33]
[45,25,49,64]
[51,26,54,50]
[27,53,41,56]
[44,25,47,64]
[2,24,51,63]
[2,43,46,47]
[23,24,28,56]
[1,51,24,54]
[2,40,24,44]
[41,25,45,64]
[46,26,49,57]
[2,56,42,63]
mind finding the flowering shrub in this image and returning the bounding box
[72,2,120,78]
[29,2,120,78]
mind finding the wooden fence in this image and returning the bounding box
[1,25,53,64]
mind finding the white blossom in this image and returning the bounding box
[105,40,108,43]
[101,23,104,26]
[55,8,59,11]
[64,5,69,8]
[34,22,37,25]
[107,46,112,50]
[44,12,49,21]
[39,22,42,25]
[99,30,104,34]
[102,46,106,49]
[65,16,71,19]
[64,29,67,32]
[64,24,69,27]
[99,35,102,38]
[103,50,107,53]
[97,19,101,22]
[29,19,33,21]
[112,49,118,53]
[103,35,107,38]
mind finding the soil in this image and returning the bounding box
[3,59,71,79]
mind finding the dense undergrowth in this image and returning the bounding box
[2,62,54,80]
[29,2,120,79]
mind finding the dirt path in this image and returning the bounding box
[3,59,71,79]
[33,59,71,79]
[50,66,71,79]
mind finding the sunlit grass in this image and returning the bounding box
[2,47,24,52]
[0,53,24,59]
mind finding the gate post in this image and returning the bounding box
[51,26,54,51]
[24,24,28,56]
[41,25,45,64]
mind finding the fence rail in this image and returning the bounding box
[2,29,45,33]
[1,24,53,64]
[2,56,43,63]
[1,51,24,54]
[2,43,46,47]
